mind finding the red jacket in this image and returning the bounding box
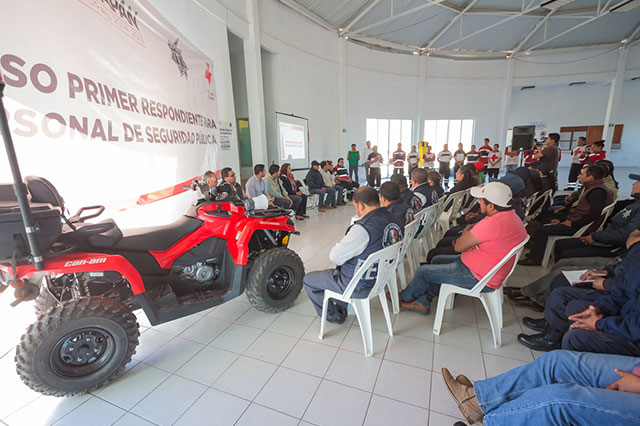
[478,145,493,164]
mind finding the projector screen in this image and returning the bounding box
[276,113,309,169]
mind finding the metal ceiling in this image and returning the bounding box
[280,0,640,59]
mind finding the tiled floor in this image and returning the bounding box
[1,164,637,426]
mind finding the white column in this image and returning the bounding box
[414,56,427,146]
[496,58,514,150]
[338,38,347,156]
[603,48,628,152]
[243,0,268,164]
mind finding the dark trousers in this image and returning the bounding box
[289,194,306,215]
[439,162,450,185]
[529,224,576,262]
[393,167,403,175]
[273,196,293,210]
[568,163,582,184]
[427,246,457,263]
[368,168,381,187]
[545,286,602,331]
[554,237,617,262]
[408,165,418,179]
[349,165,359,183]
[487,168,499,180]
[453,163,462,176]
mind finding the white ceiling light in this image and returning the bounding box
[540,0,575,10]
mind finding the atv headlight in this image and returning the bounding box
[243,194,269,212]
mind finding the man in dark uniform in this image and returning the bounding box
[390,174,414,206]
[380,181,412,227]
[411,168,440,209]
[303,187,403,323]
[216,167,245,200]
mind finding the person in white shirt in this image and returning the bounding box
[438,144,453,188]
[362,140,373,187]
[423,145,436,169]
[504,144,520,174]
[567,136,587,189]
[453,143,466,176]
[407,145,420,178]
[487,143,502,181]
[366,146,384,188]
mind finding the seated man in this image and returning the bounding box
[332,158,359,193]
[203,170,218,188]
[303,187,403,323]
[553,173,640,261]
[305,160,329,212]
[441,350,640,426]
[398,182,527,314]
[390,173,413,206]
[519,164,613,266]
[216,167,245,200]
[265,164,299,211]
[380,181,412,226]
[410,168,440,210]
[319,160,344,207]
[245,164,268,199]
[518,228,640,355]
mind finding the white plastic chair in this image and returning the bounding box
[540,201,617,267]
[407,205,439,276]
[319,242,401,357]
[525,189,552,223]
[436,190,468,239]
[387,219,420,314]
[299,184,319,212]
[433,235,530,348]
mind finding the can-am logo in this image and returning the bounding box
[64,258,107,267]
[78,0,145,46]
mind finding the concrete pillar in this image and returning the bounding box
[603,48,628,152]
[414,56,427,146]
[496,58,514,150]
[338,37,347,156]
[243,0,268,164]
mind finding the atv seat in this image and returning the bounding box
[89,215,203,251]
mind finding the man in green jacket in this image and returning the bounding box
[347,143,360,183]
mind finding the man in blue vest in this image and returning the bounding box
[303,187,403,323]
[411,168,440,209]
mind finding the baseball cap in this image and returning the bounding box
[470,182,513,208]
[311,160,320,167]
[499,174,525,196]
[630,173,640,181]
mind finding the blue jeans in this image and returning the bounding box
[475,350,640,426]
[349,165,359,183]
[400,256,483,309]
[324,186,337,206]
[309,188,327,208]
[335,185,345,204]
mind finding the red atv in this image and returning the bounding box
[0,81,304,397]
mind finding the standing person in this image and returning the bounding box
[407,145,420,178]
[453,143,466,176]
[532,133,560,190]
[391,143,406,175]
[265,164,299,211]
[466,145,479,164]
[567,136,587,189]
[584,140,607,164]
[305,161,328,212]
[302,187,403,323]
[437,144,453,188]
[367,146,383,188]
[504,144,520,174]
[422,145,436,169]
[347,143,360,183]
[362,140,373,187]
[478,138,493,171]
[487,144,502,181]
[280,163,309,220]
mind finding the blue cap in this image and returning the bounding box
[499,173,525,195]
[630,174,640,181]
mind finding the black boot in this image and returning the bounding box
[522,317,549,332]
[518,328,563,351]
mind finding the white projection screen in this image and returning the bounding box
[276,113,309,169]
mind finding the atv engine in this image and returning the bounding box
[177,262,220,283]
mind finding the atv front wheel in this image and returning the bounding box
[16,297,139,396]
[246,248,304,313]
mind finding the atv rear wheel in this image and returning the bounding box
[246,247,304,313]
[16,297,139,396]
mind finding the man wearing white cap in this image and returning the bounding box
[398,182,527,314]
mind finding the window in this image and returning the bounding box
[423,119,475,153]
[366,118,413,174]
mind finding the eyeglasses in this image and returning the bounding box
[228,173,235,177]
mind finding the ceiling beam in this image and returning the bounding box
[512,9,556,55]
[436,3,541,49]
[623,20,640,46]
[526,0,624,51]
[341,0,382,33]
[423,0,481,48]
[277,0,335,31]
[350,0,447,35]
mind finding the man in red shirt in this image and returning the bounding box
[391,143,406,175]
[584,140,607,164]
[478,138,493,170]
[567,136,587,188]
[397,182,527,314]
